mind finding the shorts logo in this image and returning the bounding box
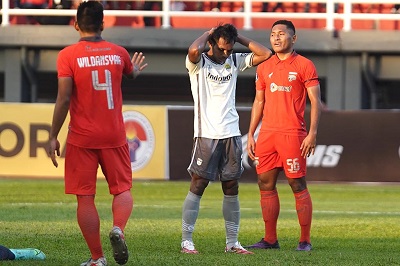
[196,158,203,166]
[123,110,155,172]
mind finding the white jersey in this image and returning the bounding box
[186,52,254,139]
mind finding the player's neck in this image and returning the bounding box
[79,35,103,42]
[276,50,294,61]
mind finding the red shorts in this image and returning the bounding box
[65,143,132,195]
[255,131,306,178]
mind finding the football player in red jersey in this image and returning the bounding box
[48,1,147,265]
[245,20,323,252]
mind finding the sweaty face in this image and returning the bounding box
[270,24,295,54]
[210,38,234,64]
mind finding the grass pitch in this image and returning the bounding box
[0,178,399,265]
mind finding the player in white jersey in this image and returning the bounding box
[181,24,272,255]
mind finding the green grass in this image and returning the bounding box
[0,178,400,265]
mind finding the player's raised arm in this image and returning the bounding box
[188,28,214,64]
[236,34,272,66]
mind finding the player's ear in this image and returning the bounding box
[100,21,104,32]
[74,21,79,31]
[292,34,297,44]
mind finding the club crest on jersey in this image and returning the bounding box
[196,158,203,166]
[224,63,231,70]
[288,72,297,82]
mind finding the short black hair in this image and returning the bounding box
[272,20,296,35]
[76,1,104,33]
[209,23,238,46]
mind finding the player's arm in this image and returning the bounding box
[247,89,265,161]
[125,52,148,80]
[48,77,73,167]
[300,84,323,158]
[188,28,214,64]
[236,34,272,66]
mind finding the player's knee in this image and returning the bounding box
[222,180,239,195]
[288,177,307,193]
[190,175,209,195]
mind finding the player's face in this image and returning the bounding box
[270,24,296,54]
[211,38,234,64]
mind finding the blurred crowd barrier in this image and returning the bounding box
[2,0,400,30]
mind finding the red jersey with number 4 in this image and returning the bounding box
[256,52,319,135]
[57,39,133,148]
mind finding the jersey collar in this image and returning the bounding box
[272,50,298,65]
[79,36,104,42]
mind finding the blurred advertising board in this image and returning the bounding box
[0,103,167,179]
[168,107,400,183]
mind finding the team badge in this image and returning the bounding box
[288,72,297,82]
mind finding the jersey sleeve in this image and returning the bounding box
[255,62,266,91]
[235,53,254,71]
[57,48,73,78]
[185,54,202,74]
[121,47,133,76]
[303,60,320,88]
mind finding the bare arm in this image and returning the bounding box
[236,34,272,66]
[247,89,265,161]
[300,84,322,158]
[188,28,213,64]
[125,52,148,80]
[48,77,73,167]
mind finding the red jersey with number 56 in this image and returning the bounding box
[57,39,133,148]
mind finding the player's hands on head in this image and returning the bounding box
[48,138,61,168]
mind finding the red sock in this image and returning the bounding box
[260,189,280,244]
[112,190,133,231]
[76,195,103,260]
[294,189,312,243]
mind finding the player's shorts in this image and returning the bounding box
[255,131,306,178]
[65,143,132,195]
[187,136,244,181]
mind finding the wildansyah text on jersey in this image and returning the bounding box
[76,55,122,68]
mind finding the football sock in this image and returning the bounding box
[182,191,201,242]
[77,195,103,260]
[260,189,280,244]
[0,245,15,260]
[294,189,313,243]
[112,190,133,231]
[223,194,240,248]
[8,248,46,260]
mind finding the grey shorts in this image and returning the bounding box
[187,136,244,181]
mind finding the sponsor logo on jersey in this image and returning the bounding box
[207,72,232,83]
[270,83,292,92]
[123,110,155,172]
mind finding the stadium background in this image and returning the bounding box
[0,1,399,183]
